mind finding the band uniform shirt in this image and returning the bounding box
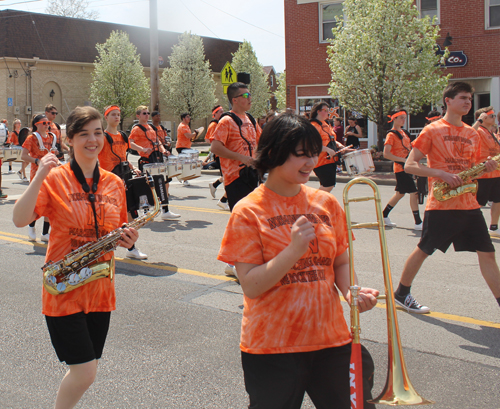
[412,118,481,211]
[22,132,57,181]
[384,130,412,173]
[476,126,500,180]
[155,125,168,146]
[34,163,127,317]
[176,122,193,149]
[98,132,130,172]
[212,111,262,187]
[218,184,352,354]
[49,122,62,145]
[7,131,19,145]
[311,121,338,167]
[129,124,159,159]
[205,121,218,143]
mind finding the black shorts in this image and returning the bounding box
[45,311,111,365]
[225,177,258,211]
[313,163,337,188]
[241,343,375,409]
[176,147,188,155]
[418,209,495,255]
[476,178,500,206]
[395,171,418,194]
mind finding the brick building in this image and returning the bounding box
[285,0,500,146]
[0,9,240,130]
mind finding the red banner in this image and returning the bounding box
[350,342,364,409]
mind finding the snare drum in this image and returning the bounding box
[143,162,168,177]
[178,154,196,180]
[1,146,23,162]
[181,149,200,160]
[166,155,182,178]
[343,149,375,176]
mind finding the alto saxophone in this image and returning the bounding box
[42,176,160,295]
[433,153,500,201]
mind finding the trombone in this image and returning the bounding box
[343,177,433,406]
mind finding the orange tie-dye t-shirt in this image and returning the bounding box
[311,120,338,168]
[412,119,481,211]
[476,126,500,179]
[155,125,168,145]
[212,112,262,186]
[34,163,128,317]
[218,184,352,354]
[129,124,160,159]
[176,122,193,149]
[22,132,57,181]
[205,120,218,143]
[98,132,130,172]
[384,130,412,173]
[8,131,19,145]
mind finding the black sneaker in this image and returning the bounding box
[394,292,430,314]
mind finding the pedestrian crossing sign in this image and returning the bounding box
[221,62,236,94]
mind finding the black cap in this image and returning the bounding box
[151,111,160,117]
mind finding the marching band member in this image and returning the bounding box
[13,106,138,409]
[218,113,378,408]
[8,119,28,180]
[45,104,69,161]
[129,105,180,221]
[99,105,147,259]
[394,82,500,314]
[21,114,59,241]
[381,109,422,230]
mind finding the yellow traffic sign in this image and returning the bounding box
[221,62,236,94]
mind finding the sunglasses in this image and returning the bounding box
[142,112,150,115]
[36,121,50,126]
[49,112,58,115]
[235,92,251,99]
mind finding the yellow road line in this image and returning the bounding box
[1,231,498,328]
[169,204,228,214]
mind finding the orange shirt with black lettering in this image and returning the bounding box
[98,132,130,172]
[129,124,160,159]
[176,122,193,149]
[212,112,262,186]
[8,131,19,145]
[384,130,412,173]
[412,119,480,211]
[476,126,500,179]
[205,120,218,143]
[155,125,168,145]
[34,163,127,317]
[311,120,338,167]
[22,132,57,181]
[218,184,351,354]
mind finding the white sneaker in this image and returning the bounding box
[224,264,238,279]
[217,200,229,211]
[161,210,181,220]
[182,180,190,186]
[8,170,15,174]
[209,183,217,198]
[414,223,423,231]
[489,228,500,238]
[22,177,28,182]
[41,233,50,242]
[126,248,148,260]
[17,171,23,179]
[384,217,397,227]
[28,226,36,241]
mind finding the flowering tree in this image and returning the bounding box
[160,32,217,122]
[327,0,450,150]
[45,0,99,20]
[275,71,287,112]
[90,31,150,129]
[231,41,271,118]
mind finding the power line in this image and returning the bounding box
[180,0,220,39]
[0,0,42,7]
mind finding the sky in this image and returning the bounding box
[0,0,286,72]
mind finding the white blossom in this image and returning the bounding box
[45,0,99,20]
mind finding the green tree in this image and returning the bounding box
[231,41,271,118]
[275,71,287,112]
[327,0,450,150]
[160,32,217,123]
[90,31,150,129]
[45,0,99,20]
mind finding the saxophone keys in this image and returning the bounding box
[68,273,81,286]
[56,282,67,293]
[79,267,92,281]
[46,276,56,286]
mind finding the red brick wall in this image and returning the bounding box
[285,0,500,109]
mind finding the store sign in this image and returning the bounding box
[436,45,468,68]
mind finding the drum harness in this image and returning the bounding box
[103,130,132,180]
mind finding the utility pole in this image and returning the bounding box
[150,0,159,111]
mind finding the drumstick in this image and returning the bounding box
[327,145,353,159]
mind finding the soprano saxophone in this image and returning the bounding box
[42,176,160,295]
[433,153,500,201]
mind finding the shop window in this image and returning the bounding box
[320,2,344,42]
[487,0,500,28]
[417,0,439,23]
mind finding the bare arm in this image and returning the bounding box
[211,140,254,167]
[383,144,406,163]
[130,141,153,155]
[21,147,37,164]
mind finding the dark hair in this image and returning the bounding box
[227,82,248,105]
[348,116,357,122]
[443,82,474,106]
[254,113,323,178]
[66,106,102,141]
[180,112,190,120]
[151,111,160,117]
[389,108,407,116]
[310,101,329,120]
[212,105,222,113]
[333,117,342,124]
[475,106,494,120]
[31,114,48,132]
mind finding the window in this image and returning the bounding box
[320,2,344,42]
[487,0,500,28]
[417,0,439,23]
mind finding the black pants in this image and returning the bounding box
[225,176,258,211]
[241,343,375,409]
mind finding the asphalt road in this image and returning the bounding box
[1,162,499,409]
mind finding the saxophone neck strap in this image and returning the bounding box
[70,158,101,240]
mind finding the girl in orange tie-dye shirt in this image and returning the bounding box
[13,106,138,409]
[218,113,379,409]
